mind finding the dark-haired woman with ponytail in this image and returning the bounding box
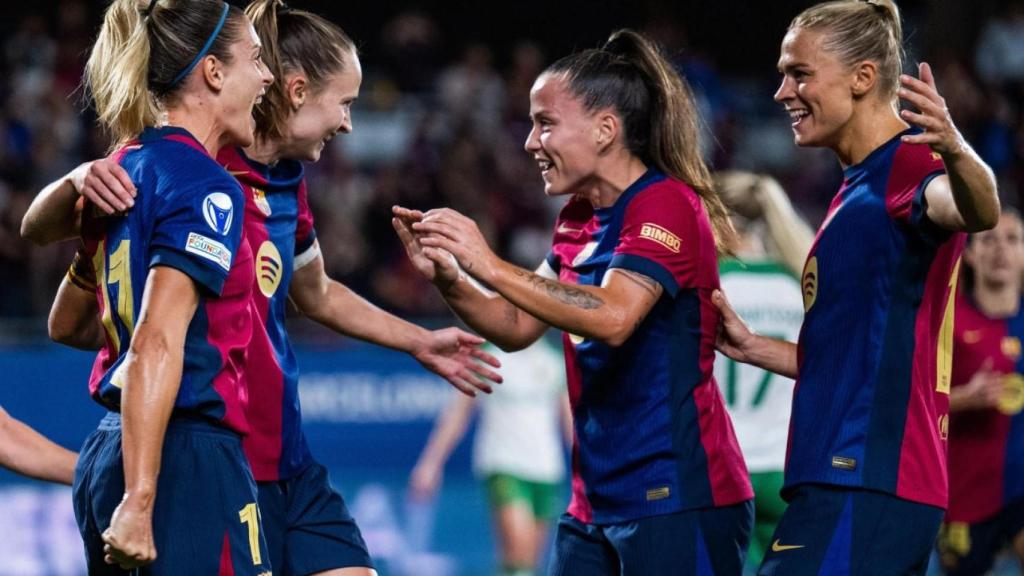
[24,1,500,574]
[18,0,275,572]
[713,1,1000,574]
[394,29,753,575]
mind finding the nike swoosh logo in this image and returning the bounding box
[557,224,584,234]
[771,539,805,552]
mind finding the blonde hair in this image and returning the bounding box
[790,0,904,98]
[246,0,355,141]
[85,0,245,145]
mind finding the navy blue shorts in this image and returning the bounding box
[73,413,271,575]
[936,498,1024,576]
[259,461,373,575]
[548,500,753,575]
[757,484,943,576]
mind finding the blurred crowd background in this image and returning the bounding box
[0,0,1021,329]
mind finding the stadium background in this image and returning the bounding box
[0,0,1021,573]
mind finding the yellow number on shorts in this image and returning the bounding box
[238,502,262,565]
[936,258,961,395]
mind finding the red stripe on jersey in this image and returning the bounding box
[240,205,286,481]
[895,239,960,507]
[695,291,754,506]
[219,531,235,575]
[204,230,255,435]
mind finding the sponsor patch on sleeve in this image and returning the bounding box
[185,232,232,271]
[639,223,681,253]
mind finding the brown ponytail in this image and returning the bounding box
[246,0,356,141]
[545,29,736,255]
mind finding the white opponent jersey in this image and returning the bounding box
[714,259,804,472]
[473,338,567,483]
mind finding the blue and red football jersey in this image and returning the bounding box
[219,146,316,481]
[786,129,964,509]
[546,169,752,525]
[946,293,1024,523]
[82,126,254,434]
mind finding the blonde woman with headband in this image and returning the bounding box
[29,0,276,572]
[24,2,501,574]
[714,1,999,574]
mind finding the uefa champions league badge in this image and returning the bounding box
[203,192,234,235]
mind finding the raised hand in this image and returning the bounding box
[71,158,137,214]
[412,327,503,397]
[101,496,156,568]
[392,206,461,289]
[411,208,498,283]
[898,62,966,157]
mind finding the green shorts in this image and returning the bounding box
[747,470,787,568]
[485,473,562,521]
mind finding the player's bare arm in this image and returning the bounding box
[49,247,104,350]
[712,289,798,379]
[289,245,502,397]
[900,63,998,232]
[393,206,550,351]
[410,207,663,348]
[0,405,77,485]
[21,159,136,245]
[103,267,197,568]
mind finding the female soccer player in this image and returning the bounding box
[937,209,1024,575]
[65,0,273,572]
[410,338,570,576]
[713,1,999,574]
[713,172,812,569]
[394,29,753,575]
[24,2,501,574]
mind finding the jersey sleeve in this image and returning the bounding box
[885,143,949,246]
[609,185,701,297]
[293,178,318,269]
[149,175,245,296]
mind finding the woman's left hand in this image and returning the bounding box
[898,62,966,157]
[412,208,499,283]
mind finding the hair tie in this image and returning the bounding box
[168,2,230,88]
[861,0,886,13]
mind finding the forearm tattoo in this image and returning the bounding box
[512,268,604,310]
[616,269,662,298]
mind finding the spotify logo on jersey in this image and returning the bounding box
[257,241,283,297]
[802,257,818,312]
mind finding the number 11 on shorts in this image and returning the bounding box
[239,502,262,565]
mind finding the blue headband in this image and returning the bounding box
[169,2,230,88]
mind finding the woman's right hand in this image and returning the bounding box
[711,289,758,362]
[392,206,461,289]
[101,495,157,568]
[70,159,136,214]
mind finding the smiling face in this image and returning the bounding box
[524,72,603,197]
[283,49,362,163]
[219,19,273,148]
[774,27,857,150]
